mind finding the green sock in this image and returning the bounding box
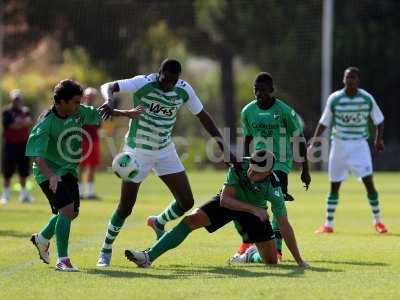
[155,200,186,229]
[249,251,263,263]
[271,215,282,252]
[367,192,380,222]
[55,214,71,258]
[148,220,192,262]
[233,220,250,243]
[40,215,58,240]
[101,210,126,254]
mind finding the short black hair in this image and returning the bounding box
[160,58,182,74]
[344,67,361,78]
[53,79,83,103]
[254,72,274,90]
[249,149,276,172]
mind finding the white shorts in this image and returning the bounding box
[328,139,373,182]
[122,143,185,183]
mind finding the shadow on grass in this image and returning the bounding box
[385,233,400,237]
[85,263,340,279]
[309,260,388,267]
[0,230,31,239]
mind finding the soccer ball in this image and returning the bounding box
[112,152,140,180]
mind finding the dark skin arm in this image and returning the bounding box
[296,134,311,190]
[374,122,384,152]
[244,135,253,157]
[196,109,238,166]
[309,123,327,143]
[98,82,119,120]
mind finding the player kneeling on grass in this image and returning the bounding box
[26,79,143,272]
[125,150,309,268]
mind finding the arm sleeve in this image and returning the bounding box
[81,105,101,125]
[319,95,334,127]
[240,109,251,136]
[370,97,384,125]
[183,83,204,115]
[285,108,302,137]
[116,75,149,93]
[25,121,50,157]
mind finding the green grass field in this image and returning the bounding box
[1,171,399,300]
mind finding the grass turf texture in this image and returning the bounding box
[1,171,399,300]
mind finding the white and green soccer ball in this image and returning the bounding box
[112,152,140,181]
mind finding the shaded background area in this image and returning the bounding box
[1,0,399,169]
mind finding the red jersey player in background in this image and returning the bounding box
[1,89,33,204]
[79,87,102,200]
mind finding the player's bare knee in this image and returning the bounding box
[184,209,208,230]
[59,203,75,219]
[59,210,74,220]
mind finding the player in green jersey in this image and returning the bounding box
[123,150,308,268]
[234,72,311,259]
[309,67,388,234]
[96,59,236,267]
[27,79,143,272]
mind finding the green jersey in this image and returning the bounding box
[320,88,384,140]
[224,158,287,217]
[116,73,204,151]
[240,98,302,174]
[26,105,101,184]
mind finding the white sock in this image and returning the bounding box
[78,182,84,197]
[2,187,10,198]
[20,187,28,196]
[58,257,68,263]
[87,182,95,196]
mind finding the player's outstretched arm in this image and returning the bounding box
[111,106,145,119]
[244,136,253,157]
[196,109,237,164]
[99,82,120,120]
[296,134,311,190]
[276,216,309,267]
[309,123,327,145]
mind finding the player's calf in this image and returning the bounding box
[256,240,278,265]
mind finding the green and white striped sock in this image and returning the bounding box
[100,211,125,254]
[154,201,185,230]
[325,193,339,227]
[367,192,380,223]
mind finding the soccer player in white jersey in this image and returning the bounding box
[309,67,387,234]
[96,59,236,267]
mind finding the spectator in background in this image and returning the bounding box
[1,89,33,204]
[79,87,102,200]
